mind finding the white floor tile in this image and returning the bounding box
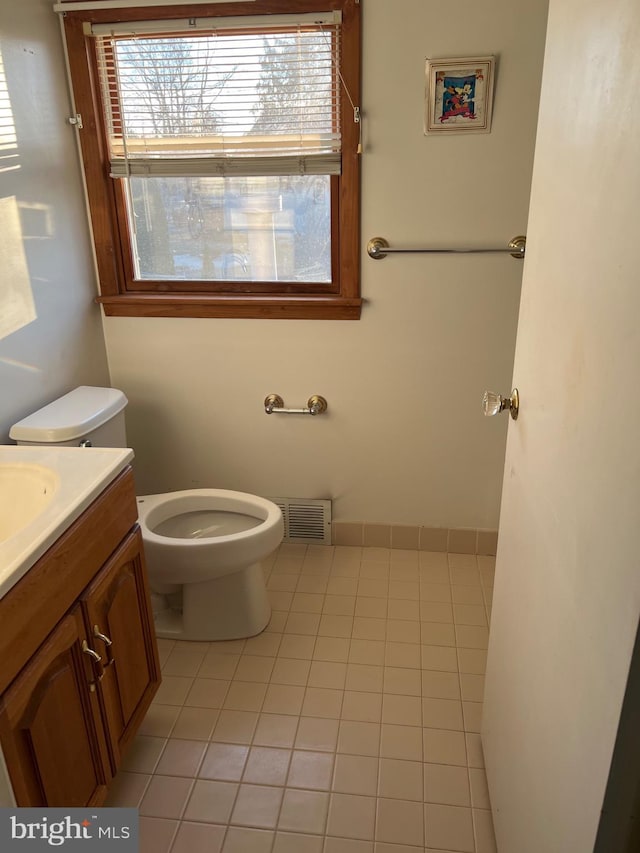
[118,544,497,853]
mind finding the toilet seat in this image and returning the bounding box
[136,489,283,585]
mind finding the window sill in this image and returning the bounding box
[97,294,362,320]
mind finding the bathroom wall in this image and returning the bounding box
[103,0,549,530]
[0,0,110,441]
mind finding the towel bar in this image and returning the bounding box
[367,235,526,260]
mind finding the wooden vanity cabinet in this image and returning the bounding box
[0,467,160,807]
[81,528,160,771]
[0,607,111,806]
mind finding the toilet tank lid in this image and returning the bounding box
[9,386,128,443]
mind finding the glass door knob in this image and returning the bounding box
[482,388,519,420]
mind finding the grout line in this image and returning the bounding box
[162,817,181,853]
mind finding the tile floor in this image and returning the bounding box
[107,544,496,853]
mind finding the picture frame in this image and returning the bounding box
[424,56,495,134]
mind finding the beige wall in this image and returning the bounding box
[103,0,549,529]
[0,0,110,441]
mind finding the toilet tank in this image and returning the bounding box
[9,386,128,448]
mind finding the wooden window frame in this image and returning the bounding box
[63,0,361,320]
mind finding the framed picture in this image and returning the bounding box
[425,56,495,134]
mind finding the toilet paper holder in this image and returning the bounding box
[264,394,328,416]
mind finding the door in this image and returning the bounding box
[82,527,160,770]
[482,1,640,851]
[0,607,111,807]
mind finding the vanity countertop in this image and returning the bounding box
[0,445,134,599]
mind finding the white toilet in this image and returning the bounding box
[9,386,284,642]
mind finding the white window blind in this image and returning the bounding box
[92,15,342,179]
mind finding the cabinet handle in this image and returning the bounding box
[93,625,115,667]
[82,640,104,688]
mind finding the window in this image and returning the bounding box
[62,0,361,319]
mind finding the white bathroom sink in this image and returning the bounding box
[0,462,59,543]
[0,445,134,598]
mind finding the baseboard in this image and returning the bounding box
[331,522,498,556]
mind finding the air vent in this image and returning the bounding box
[269,498,332,545]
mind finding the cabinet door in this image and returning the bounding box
[0,607,111,806]
[82,527,160,769]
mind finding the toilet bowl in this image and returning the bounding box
[9,386,284,642]
[137,489,284,640]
